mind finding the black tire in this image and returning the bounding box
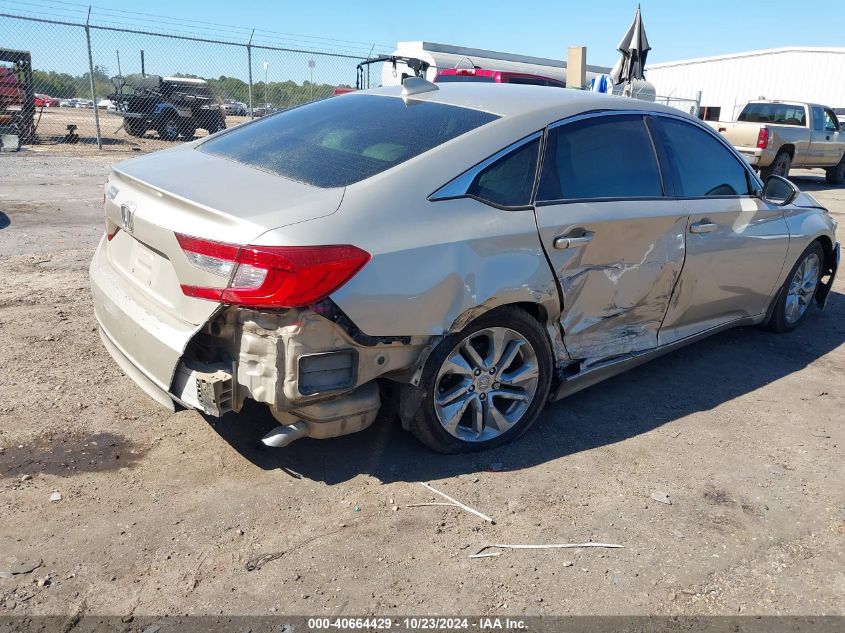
[179,120,197,141]
[767,241,824,333]
[206,120,226,135]
[825,156,845,185]
[407,306,553,454]
[156,114,181,141]
[761,151,792,179]
[123,119,146,137]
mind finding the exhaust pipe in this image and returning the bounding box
[261,421,309,448]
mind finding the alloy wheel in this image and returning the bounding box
[434,327,540,442]
[784,252,820,325]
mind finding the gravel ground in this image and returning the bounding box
[0,152,844,618]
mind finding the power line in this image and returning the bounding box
[2,0,395,54]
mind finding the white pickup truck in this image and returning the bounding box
[709,101,845,184]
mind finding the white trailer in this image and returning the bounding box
[380,41,656,101]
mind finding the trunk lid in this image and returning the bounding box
[104,145,344,326]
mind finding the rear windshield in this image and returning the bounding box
[199,94,499,187]
[738,103,806,126]
[434,74,496,83]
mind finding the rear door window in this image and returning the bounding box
[199,95,499,187]
[536,114,663,201]
[656,117,751,197]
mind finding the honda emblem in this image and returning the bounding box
[120,203,135,234]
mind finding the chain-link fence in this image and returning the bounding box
[1,11,389,153]
[651,93,703,118]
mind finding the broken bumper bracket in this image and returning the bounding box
[816,241,840,309]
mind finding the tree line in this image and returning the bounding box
[30,66,351,108]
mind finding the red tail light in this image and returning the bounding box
[757,127,769,149]
[175,233,370,308]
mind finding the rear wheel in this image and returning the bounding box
[767,242,823,332]
[206,120,226,135]
[407,306,552,453]
[825,156,845,185]
[761,151,792,179]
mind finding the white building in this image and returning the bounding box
[646,47,845,122]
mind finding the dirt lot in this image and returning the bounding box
[26,107,251,154]
[0,152,844,618]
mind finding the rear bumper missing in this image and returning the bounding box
[91,233,430,443]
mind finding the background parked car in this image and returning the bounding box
[34,93,58,107]
[222,100,247,116]
[252,103,278,117]
[97,98,116,110]
[58,98,75,107]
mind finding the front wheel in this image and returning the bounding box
[407,306,553,453]
[767,242,824,332]
[156,114,181,141]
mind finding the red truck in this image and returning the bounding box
[0,65,22,108]
[434,67,566,87]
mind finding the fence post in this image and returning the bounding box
[84,9,102,150]
[247,29,254,119]
[693,90,702,119]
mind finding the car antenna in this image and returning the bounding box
[401,76,439,99]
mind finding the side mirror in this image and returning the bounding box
[762,174,799,206]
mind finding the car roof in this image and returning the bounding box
[355,82,691,123]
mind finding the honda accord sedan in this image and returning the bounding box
[90,80,839,453]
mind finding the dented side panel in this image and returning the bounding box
[659,197,790,345]
[534,199,688,366]
[319,195,561,339]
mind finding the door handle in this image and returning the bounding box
[553,232,594,249]
[689,221,717,234]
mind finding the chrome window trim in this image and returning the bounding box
[428,131,543,206]
[650,111,764,196]
[545,108,764,198]
[429,106,766,208]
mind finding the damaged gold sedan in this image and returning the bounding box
[90,80,839,453]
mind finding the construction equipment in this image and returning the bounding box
[0,49,35,151]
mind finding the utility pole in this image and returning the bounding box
[263,60,269,106]
[308,59,315,100]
